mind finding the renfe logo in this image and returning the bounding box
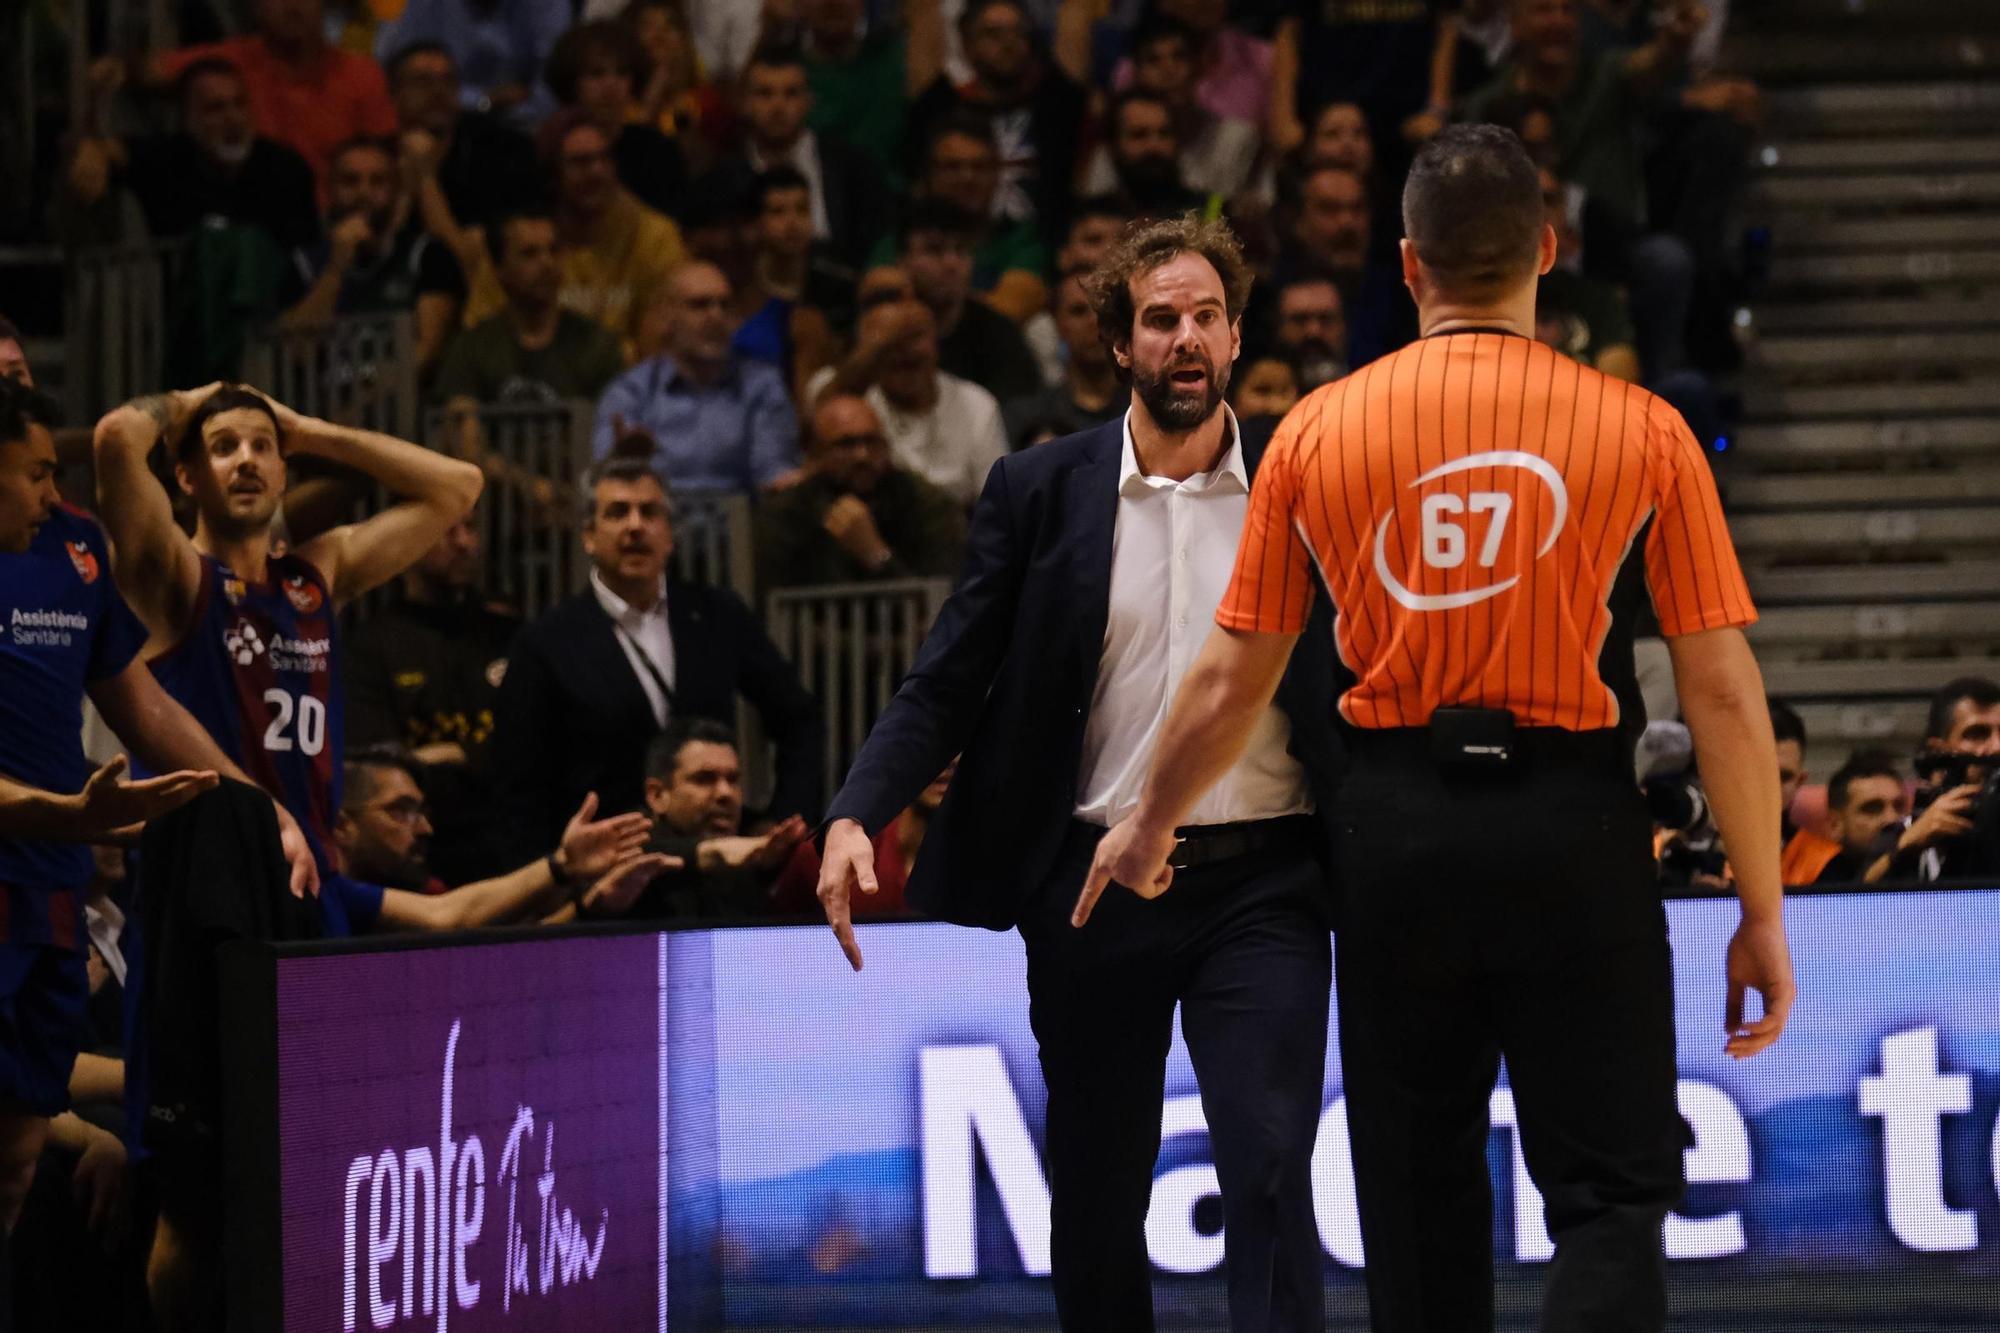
[340,1021,608,1331]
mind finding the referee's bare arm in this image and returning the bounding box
[1667,625,1796,1059]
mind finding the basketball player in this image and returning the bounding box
[93,383,482,1325]
[92,384,483,860]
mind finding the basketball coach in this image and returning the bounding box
[815,216,1345,1333]
[1081,125,1797,1331]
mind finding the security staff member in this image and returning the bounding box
[1081,126,1796,1332]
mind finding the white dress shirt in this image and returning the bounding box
[592,570,678,727]
[1073,409,1311,828]
[748,129,832,243]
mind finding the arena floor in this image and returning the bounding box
[725,1271,2000,1330]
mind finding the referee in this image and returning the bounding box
[1079,125,1795,1331]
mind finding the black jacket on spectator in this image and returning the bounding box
[279,220,468,316]
[632,822,767,920]
[906,70,1087,247]
[491,580,823,863]
[938,298,1045,404]
[119,134,321,250]
[701,131,891,269]
[614,124,691,222]
[824,415,1348,930]
[345,591,522,884]
[435,112,544,227]
[136,781,319,1220]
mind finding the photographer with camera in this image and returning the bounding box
[1816,750,1908,885]
[1865,676,2000,883]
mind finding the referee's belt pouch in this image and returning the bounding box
[1430,707,1517,771]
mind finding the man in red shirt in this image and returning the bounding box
[770,760,954,917]
[152,0,397,188]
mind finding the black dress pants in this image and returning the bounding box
[1018,818,1333,1333]
[1333,730,1685,1333]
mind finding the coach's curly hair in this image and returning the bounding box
[1082,214,1253,354]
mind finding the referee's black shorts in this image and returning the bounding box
[1333,726,1686,1332]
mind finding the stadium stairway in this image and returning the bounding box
[1721,0,2000,777]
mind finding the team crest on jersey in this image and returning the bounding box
[283,575,324,614]
[66,541,99,584]
[223,575,247,606]
[224,621,267,666]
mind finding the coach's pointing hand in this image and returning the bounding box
[817,817,878,971]
[1073,816,1177,927]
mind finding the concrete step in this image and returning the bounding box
[1765,249,2000,290]
[1773,215,2000,253]
[1768,250,2000,292]
[1748,559,2000,604]
[1741,380,2000,421]
[1746,170,2000,211]
[1789,700,1930,773]
[1730,33,1999,81]
[1748,602,2000,651]
[1731,507,2000,555]
[1728,471,2000,510]
[1763,82,2000,136]
[1744,331,2000,373]
[1760,655,2000,699]
[1734,417,2000,462]
[1748,296,2000,335]
[1737,0,1992,28]
[1757,136,2000,174]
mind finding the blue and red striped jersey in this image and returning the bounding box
[145,553,346,861]
[0,506,150,947]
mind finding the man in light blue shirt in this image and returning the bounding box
[376,0,569,128]
[592,261,801,492]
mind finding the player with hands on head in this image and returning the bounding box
[91,381,483,889]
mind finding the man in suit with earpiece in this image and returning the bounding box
[492,455,822,863]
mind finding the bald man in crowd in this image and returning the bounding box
[593,261,800,491]
[756,393,967,588]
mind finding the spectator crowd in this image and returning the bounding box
[3,0,1994,1328]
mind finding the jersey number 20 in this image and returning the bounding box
[263,688,327,756]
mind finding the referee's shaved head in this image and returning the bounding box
[1402,125,1545,302]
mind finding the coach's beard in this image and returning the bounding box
[1135,351,1230,431]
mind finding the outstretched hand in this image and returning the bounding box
[559,792,654,882]
[579,852,680,917]
[1072,816,1177,928]
[74,755,217,835]
[748,815,810,872]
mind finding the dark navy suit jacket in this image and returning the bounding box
[825,414,1347,930]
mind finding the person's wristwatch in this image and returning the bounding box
[546,847,578,893]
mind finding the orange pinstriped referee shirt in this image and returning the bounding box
[1216,331,1756,731]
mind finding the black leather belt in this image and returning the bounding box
[1167,815,1311,870]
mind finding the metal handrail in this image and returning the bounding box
[764,579,952,802]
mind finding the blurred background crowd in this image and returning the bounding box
[0,0,1997,1325]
